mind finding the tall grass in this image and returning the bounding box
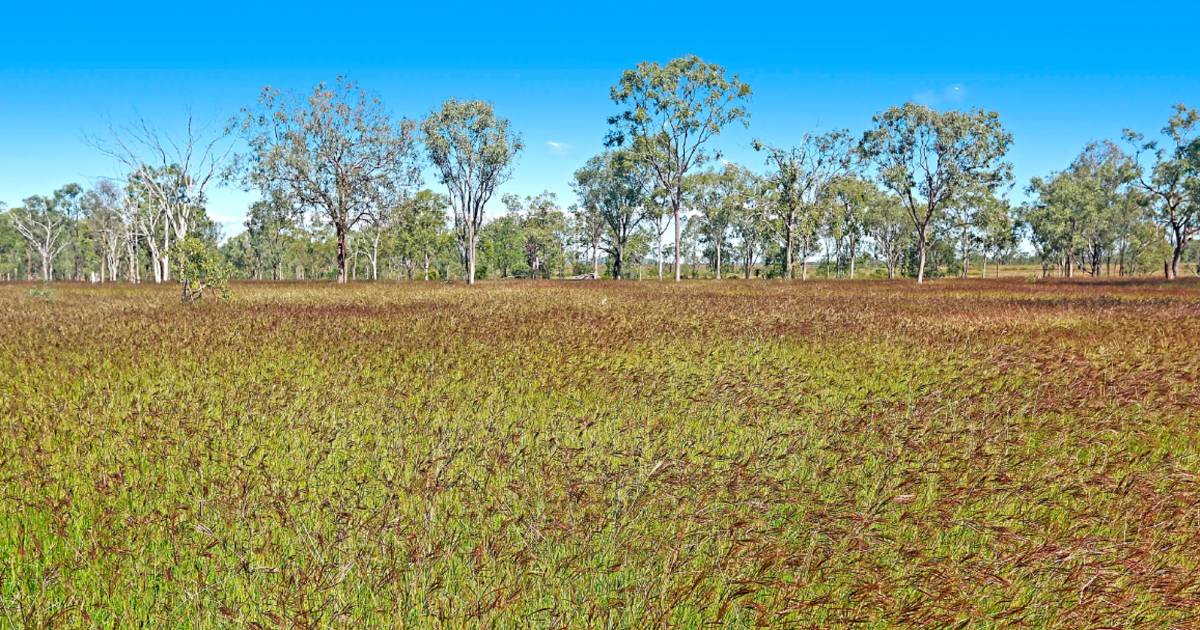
[2,279,1198,627]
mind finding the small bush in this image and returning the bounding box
[173,237,233,303]
[26,285,54,301]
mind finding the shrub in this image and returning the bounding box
[173,237,233,303]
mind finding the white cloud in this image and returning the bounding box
[545,140,572,155]
[914,84,968,106]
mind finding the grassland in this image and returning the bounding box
[2,279,1199,627]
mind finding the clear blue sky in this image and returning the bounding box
[3,1,1198,237]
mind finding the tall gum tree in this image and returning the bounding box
[685,166,741,279]
[727,168,769,279]
[393,190,451,281]
[1025,142,1138,279]
[606,54,751,282]
[568,202,606,279]
[867,190,911,279]
[83,181,127,283]
[125,165,198,282]
[754,131,853,280]
[422,99,523,285]
[825,175,884,279]
[1125,104,1199,279]
[1023,175,1081,277]
[233,77,420,283]
[1071,141,1138,276]
[860,103,1012,283]
[572,150,652,280]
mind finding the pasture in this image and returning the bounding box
[2,279,1199,627]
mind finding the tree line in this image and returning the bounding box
[2,57,1197,287]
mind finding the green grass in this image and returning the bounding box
[2,279,1199,627]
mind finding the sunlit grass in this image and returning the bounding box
[2,278,1199,627]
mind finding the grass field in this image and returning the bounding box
[2,279,1199,627]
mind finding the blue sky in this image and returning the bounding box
[2,1,1198,237]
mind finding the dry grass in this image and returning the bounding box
[2,278,1199,627]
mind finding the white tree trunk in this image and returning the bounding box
[370,229,381,280]
[849,237,856,279]
[673,206,682,282]
[40,250,52,282]
[467,226,477,285]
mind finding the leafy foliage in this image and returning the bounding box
[607,54,751,281]
[422,99,524,284]
[571,151,653,279]
[861,103,1014,282]
[173,236,233,302]
[232,77,421,283]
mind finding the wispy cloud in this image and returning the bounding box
[914,84,968,107]
[545,140,572,155]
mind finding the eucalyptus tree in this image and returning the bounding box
[55,184,90,280]
[569,202,605,278]
[687,164,751,279]
[682,171,729,278]
[860,103,1012,282]
[242,193,298,280]
[1071,141,1137,275]
[480,213,525,278]
[10,188,75,281]
[647,191,672,279]
[116,188,141,282]
[125,169,174,282]
[1122,219,1173,275]
[1024,141,1137,279]
[0,206,28,281]
[941,193,980,279]
[393,190,450,281]
[606,54,751,281]
[572,150,653,279]
[728,169,770,278]
[940,188,1013,278]
[1026,172,1084,277]
[93,114,229,281]
[55,184,87,280]
[83,180,127,282]
[503,192,566,278]
[976,195,1018,278]
[1111,186,1153,276]
[360,201,398,281]
[423,98,523,285]
[623,228,654,279]
[234,78,420,283]
[680,214,705,278]
[1124,104,1199,279]
[866,193,910,279]
[1044,140,1161,278]
[755,130,854,279]
[825,175,881,279]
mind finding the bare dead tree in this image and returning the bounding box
[89,112,231,282]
